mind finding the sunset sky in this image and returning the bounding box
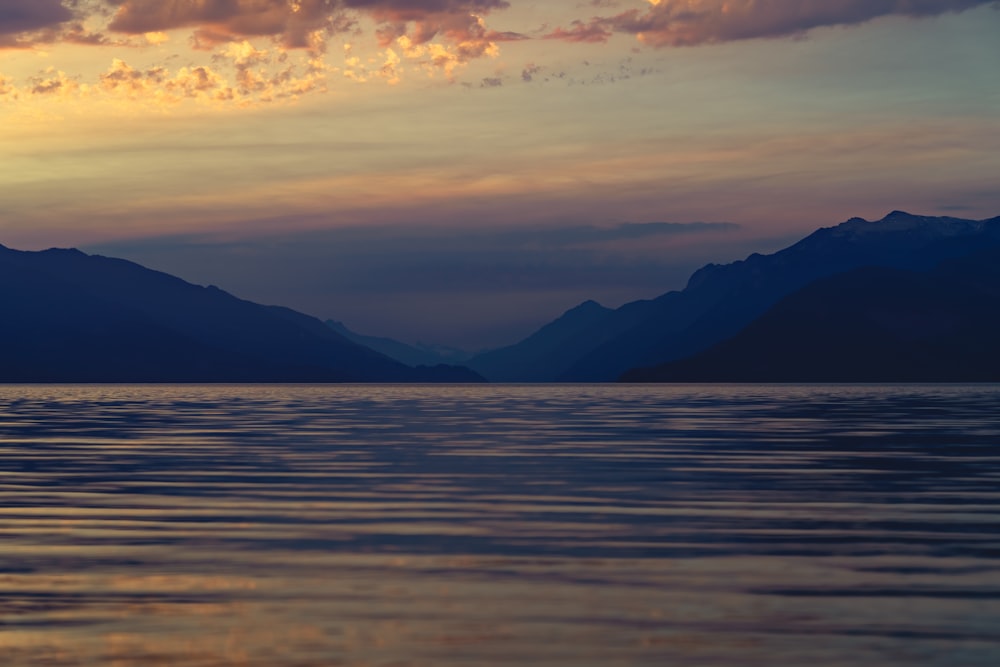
[2,0,999,348]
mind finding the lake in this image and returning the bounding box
[1,384,999,666]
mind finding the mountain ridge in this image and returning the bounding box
[622,244,1000,382]
[467,211,1000,382]
[0,244,483,383]
[466,298,616,382]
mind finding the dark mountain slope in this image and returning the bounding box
[465,211,999,382]
[466,300,615,382]
[563,212,1000,381]
[623,246,1000,382]
[0,244,481,382]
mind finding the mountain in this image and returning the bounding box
[470,212,1000,382]
[622,245,1000,382]
[0,244,483,383]
[325,320,474,367]
[466,300,615,382]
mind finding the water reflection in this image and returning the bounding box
[1,384,999,665]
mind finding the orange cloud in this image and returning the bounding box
[28,67,82,97]
[0,72,18,98]
[96,57,235,104]
[101,0,516,59]
[94,52,329,105]
[390,12,520,80]
[0,0,535,108]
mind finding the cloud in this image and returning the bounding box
[103,0,350,49]
[0,0,73,34]
[0,72,17,97]
[100,0,517,60]
[0,0,76,47]
[0,1,514,98]
[558,221,740,242]
[93,51,329,105]
[551,0,997,47]
[520,62,541,82]
[544,20,612,44]
[26,69,82,97]
[0,0,515,88]
[98,57,236,101]
[389,12,521,79]
[0,48,327,107]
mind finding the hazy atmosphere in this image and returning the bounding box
[5,5,1000,665]
[3,0,999,347]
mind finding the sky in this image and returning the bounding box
[2,0,999,349]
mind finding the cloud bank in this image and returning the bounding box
[4,1,995,52]
[0,0,526,103]
[0,0,74,47]
[1,0,995,105]
[101,0,517,54]
[550,0,997,46]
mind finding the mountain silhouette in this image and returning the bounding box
[0,245,483,382]
[470,212,1000,382]
[622,245,1000,382]
[325,320,473,368]
[467,300,615,382]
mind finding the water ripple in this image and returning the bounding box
[1,384,999,666]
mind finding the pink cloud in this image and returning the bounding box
[550,0,996,47]
[101,0,515,50]
[543,20,612,44]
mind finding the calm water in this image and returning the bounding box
[1,384,999,666]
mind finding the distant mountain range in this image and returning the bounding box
[5,210,999,383]
[465,300,616,382]
[325,320,474,368]
[467,211,1000,382]
[0,245,482,382]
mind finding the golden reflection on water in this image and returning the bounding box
[1,384,1000,666]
